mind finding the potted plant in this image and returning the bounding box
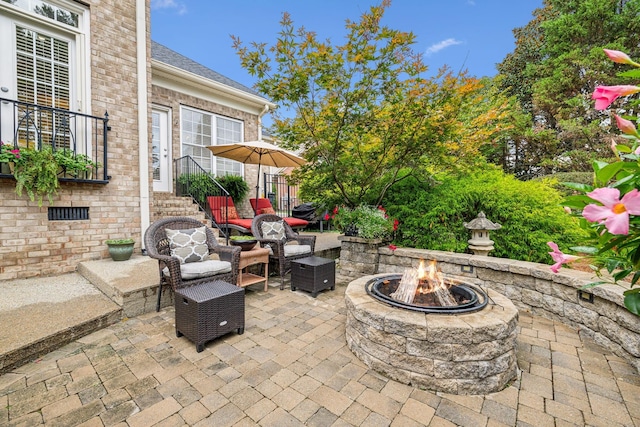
[54,149,99,178]
[13,146,59,207]
[105,238,135,261]
[229,235,257,251]
[0,141,21,174]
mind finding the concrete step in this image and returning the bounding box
[0,273,122,374]
[77,255,169,318]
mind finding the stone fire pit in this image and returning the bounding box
[345,274,519,395]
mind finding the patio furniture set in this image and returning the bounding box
[144,214,335,352]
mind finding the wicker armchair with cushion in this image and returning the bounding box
[251,213,316,290]
[144,216,241,311]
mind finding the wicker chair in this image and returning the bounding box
[144,216,241,311]
[251,214,316,290]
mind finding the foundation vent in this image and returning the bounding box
[48,207,90,221]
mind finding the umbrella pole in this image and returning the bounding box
[255,155,262,207]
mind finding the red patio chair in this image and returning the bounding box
[250,198,309,230]
[207,196,253,235]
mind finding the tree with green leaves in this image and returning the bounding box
[233,0,511,208]
[496,0,640,178]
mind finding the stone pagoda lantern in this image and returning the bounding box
[464,212,501,256]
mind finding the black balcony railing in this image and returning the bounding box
[0,97,109,183]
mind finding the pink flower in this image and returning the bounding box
[324,213,330,221]
[388,244,397,251]
[583,188,640,235]
[393,219,399,231]
[604,49,635,65]
[614,114,639,136]
[10,149,20,159]
[592,85,640,110]
[547,242,579,273]
[635,146,640,155]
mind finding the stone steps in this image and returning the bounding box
[152,193,207,222]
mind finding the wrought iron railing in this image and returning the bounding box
[174,155,234,241]
[0,97,109,182]
[263,173,300,217]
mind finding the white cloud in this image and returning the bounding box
[425,38,463,56]
[151,0,187,15]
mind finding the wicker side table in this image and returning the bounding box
[291,256,336,297]
[175,280,245,352]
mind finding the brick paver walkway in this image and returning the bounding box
[1,279,639,426]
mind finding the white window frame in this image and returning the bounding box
[0,0,91,114]
[180,105,245,177]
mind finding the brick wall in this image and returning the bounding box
[0,0,151,280]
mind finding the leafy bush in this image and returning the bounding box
[177,173,249,209]
[176,173,221,209]
[216,174,249,205]
[383,166,588,263]
[532,172,593,196]
[332,205,396,239]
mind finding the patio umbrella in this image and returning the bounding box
[207,140,306,202]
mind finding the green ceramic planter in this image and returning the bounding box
[106,240,134,261]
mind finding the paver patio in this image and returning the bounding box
[1,275,639,426]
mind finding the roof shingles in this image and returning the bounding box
[151,40,262,97]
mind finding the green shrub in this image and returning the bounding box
[216,174,249,205]
[332,205,395,239]
[177,173,249,209]
[176,173,220,208]
[383,165,588,263]
[532,172,593,196]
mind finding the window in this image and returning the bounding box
[215,116,242,176]
[15,26,72,147]
[181,106,243,176]
[0,0,89,148]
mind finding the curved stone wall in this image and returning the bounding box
[364,247,640,373]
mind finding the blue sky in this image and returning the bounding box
[151,0,543,90]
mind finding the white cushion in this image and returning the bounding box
[284,244,311,256]
[165,226,209,264]
[163,259,232,280]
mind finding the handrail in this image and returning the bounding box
[174,155,233,243]
[0,97,109,183]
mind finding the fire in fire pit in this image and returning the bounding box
[366,260,487,313]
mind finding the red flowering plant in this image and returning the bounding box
[0,141,21,163]
[549,48,640,315]
[330,204,398,240]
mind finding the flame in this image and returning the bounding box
[416,259,447,294]
[392,259,458,306]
